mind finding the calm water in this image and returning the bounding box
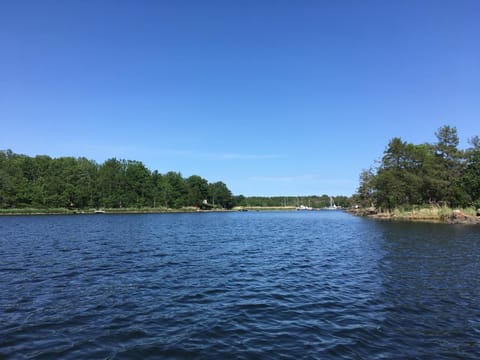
[1,211,479,359]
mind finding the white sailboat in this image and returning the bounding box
[326,197,337,210]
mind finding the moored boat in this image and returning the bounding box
[296,205,313,211]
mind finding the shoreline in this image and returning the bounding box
[347,207,480,225]
[0,207,200,216]
[2,206,479,224]
[0,206,297,216]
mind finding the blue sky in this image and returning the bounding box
[1,0,479,196]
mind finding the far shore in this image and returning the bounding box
[0,207,209,216]
[0,206,299,216]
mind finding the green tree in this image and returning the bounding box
[356,168,375,206]
[163,172,187,208]
[124,160,151,207]
[435,125,460,161]
[433,125,464,206]
[373,168,407,210]
[0,150,22,207]
[208,181,234,209]
[462,149,480,207]
[97,158,127,207]
[74,157,99,208]
[151,170,163,208]
[371,137,415,209]
[186,175,209,207]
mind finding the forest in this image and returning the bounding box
[0,150,353,211]
[354,125,480,210]
[0,151,235,210]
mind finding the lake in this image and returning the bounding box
[1,211,479,359]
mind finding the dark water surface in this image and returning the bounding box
[1,211,479,359]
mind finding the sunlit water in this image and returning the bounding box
[1,211,479,359]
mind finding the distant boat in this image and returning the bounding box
[296,205,313,211]
[95,209,105,214]
[325,197,337,210]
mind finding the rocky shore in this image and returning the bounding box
[347,207,480,224]
[447,209,480,224]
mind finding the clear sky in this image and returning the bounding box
[1,0,479,196]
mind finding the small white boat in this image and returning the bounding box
[296,205,313,211]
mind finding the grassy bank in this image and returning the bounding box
[391,206,477,221]
[349,205,479,223]
[0,208,73,215]
[0,206,300,215]
[0,207,204,215]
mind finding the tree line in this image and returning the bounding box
[354,125,480,210]
[234,195,351,208]
[0,150,234,209]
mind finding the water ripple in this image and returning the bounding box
[1,212,479,358]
